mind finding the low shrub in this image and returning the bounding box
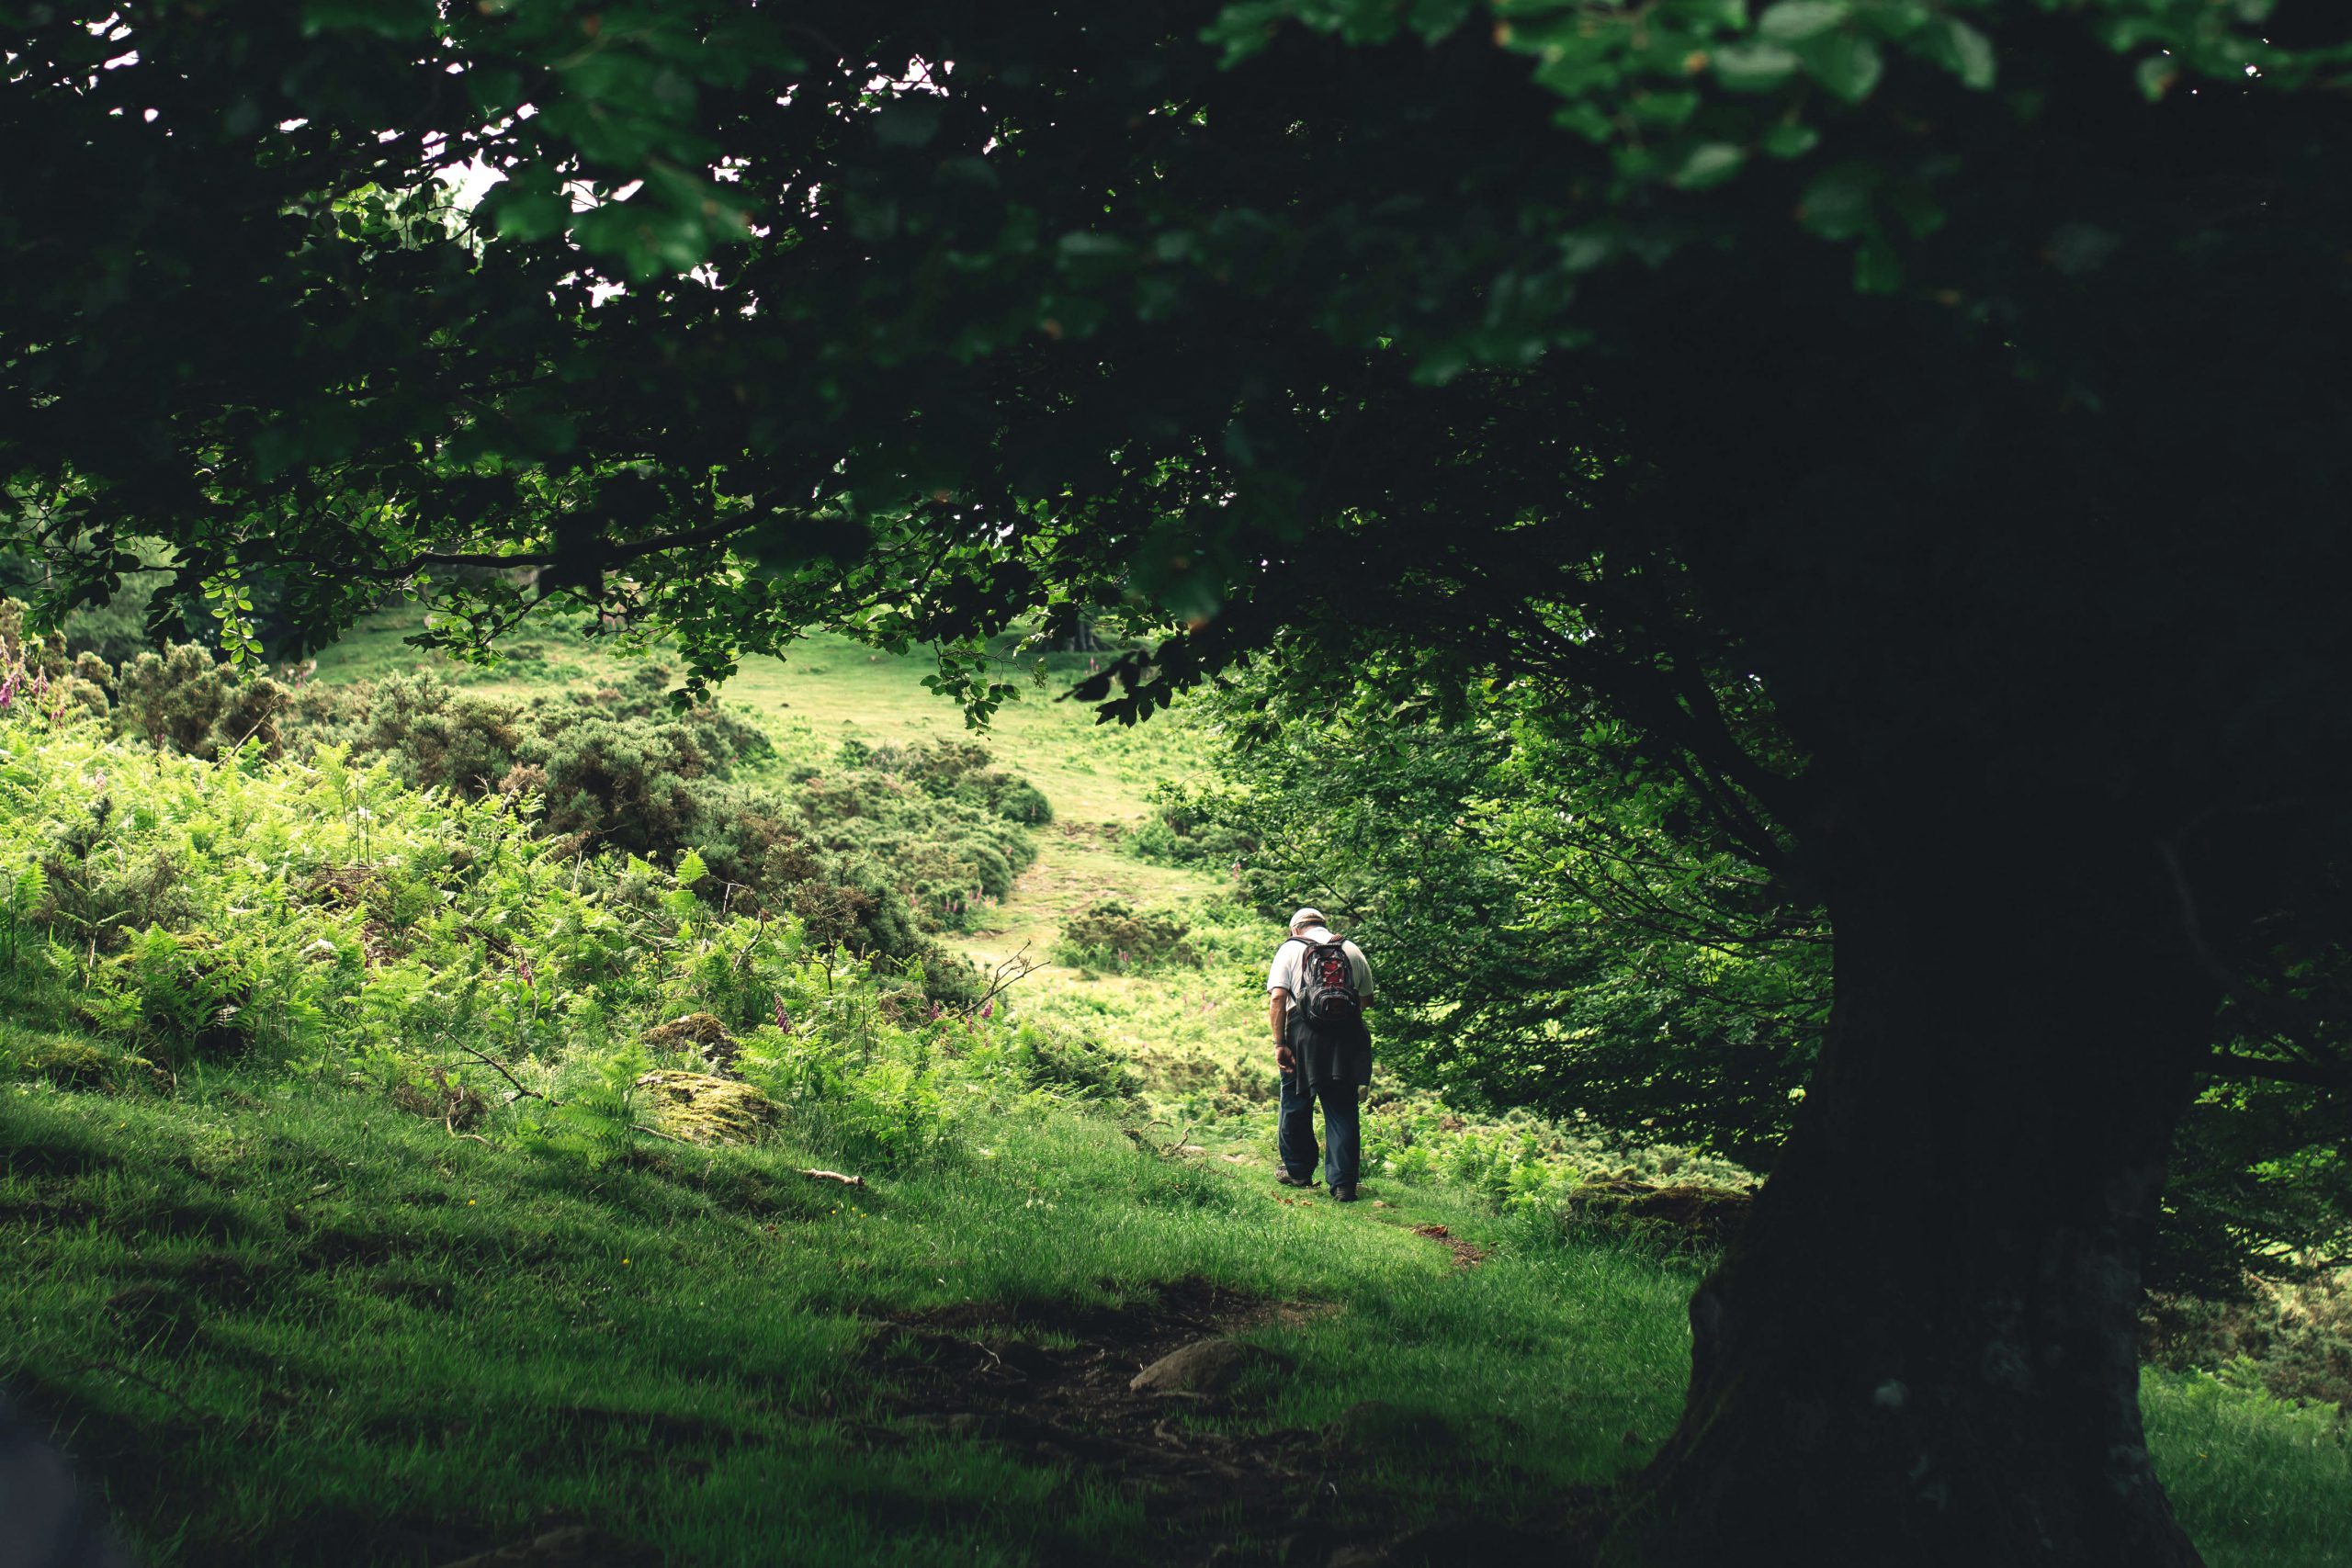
[1124,778,1256,871]
[1362,1088,1756,1217]
[0,605,1048,1003]
[1015,1021,1142,1103]
[0,663,1046,1168]
[2145,1270,2352,1414]
[1053,898,1200,971]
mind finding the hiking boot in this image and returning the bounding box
[1276,1172,1317,1188]
[1330,1184,1358,1202]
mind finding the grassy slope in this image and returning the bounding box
[5,1052,1697,1566]
[0,616,2339,1566]
[312,617,1274,1103]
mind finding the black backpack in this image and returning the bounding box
[1287,935,1362,1024]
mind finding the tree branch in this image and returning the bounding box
[263,516,767,581]
[2205,1048,2352,1090]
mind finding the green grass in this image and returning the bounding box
[9,1066,2345,1567]
[2145,1370,2352,1568]
[3,1071,1696,1566]
[310,612,1274,1087]
[3,608,2339,1565]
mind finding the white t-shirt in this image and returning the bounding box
[1267,927,1374,1004]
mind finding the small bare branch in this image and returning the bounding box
[453,1043,552,1105]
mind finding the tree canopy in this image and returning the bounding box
[10,3,2352,1562]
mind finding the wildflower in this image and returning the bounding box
[622,1258,630,1266]
[979,999,993,1020]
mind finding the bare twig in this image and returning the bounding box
[1122,1119,1198,1159]
[453,1043,553,1105]
[797,1168,865,1188]
[967,942,1040,1016]
[2207,1048,2352,1090]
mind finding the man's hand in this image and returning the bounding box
[1276,1043,1296,1075]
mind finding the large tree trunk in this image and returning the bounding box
[1608,802,2219,1567]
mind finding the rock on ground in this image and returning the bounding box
[1127,1337,1295,1397]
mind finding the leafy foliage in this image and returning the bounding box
[1052,898,1203,974]
[1163,658,1822,1171]
[0,650,1084,1170]
[13,2,2352,1542]
[13,614,1043,985]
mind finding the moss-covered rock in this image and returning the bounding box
[631,1070,779,1145]
[1565,1177,1754,1246]
[17,1037,119,1089]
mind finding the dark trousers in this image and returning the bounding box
[1278,1073,1361,1188]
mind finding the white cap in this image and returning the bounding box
[1289,907,1327,931]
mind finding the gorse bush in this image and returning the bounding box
[0,637,1084,1170]
[1125,777,1257,873]
[1052,897,1200,972]
[839,736,1053,826]
[3,606,1043,989]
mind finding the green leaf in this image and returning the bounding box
[676,850,708,887]
[2135,54,2179,102]
[1713,40,1802,91]
[1758,1,1851,43]
[1936,17,1997,90]
[1852,234,1901,293]
[490,180,571,244]
[1793,32,1883,102]
[1797,163,1880,239]
[874,98,944,149]
[300,0,433,39]
[467,67,525,118]
[1762,121,1821,159]
[1552,100,1618,144]
[1668,141,1748,190]
[1668,0,1751,25]
[1057,231,1135,260]
[1630,91,1702,130]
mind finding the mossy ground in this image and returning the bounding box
[2,614,2339,1566]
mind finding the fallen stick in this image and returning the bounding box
[798,1168,865,1188]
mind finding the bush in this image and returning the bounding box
[842,737,1053,826]
[1125,779,1255,870]
[1,609,1049,995]
[1015,1021,1141,1102]
[115,643,291,759]
[2144,1269,2352,1413]
[1052,898,1200,971]
[0,683,1043,1167]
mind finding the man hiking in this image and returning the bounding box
[1268,907,1374,1201]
